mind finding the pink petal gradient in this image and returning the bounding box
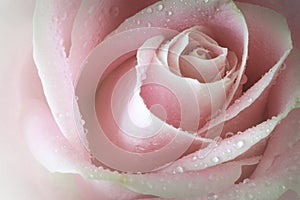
[253,49,300,177]
[113,0,249,110]
[198,1,292,139]
[23,0,300,199]
[68,0,158,84]
[33,0,90,156]
[236,0,300,50]
[0,1,85,200]
[32,0,160,169]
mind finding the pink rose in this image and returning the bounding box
[8,0,299,199]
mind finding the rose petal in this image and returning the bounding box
[159,105,290,174]
[69,0,158,83]
[78,28,214,173]
[196,140,300,200]
[113,0,249,109]
[89,157,261,198]
[236,0,300,50]
[267,49,300,117]
[199,48,290,139]
[23,99,90,173]
[252,50,300,177]
[236,2,293,89]
[32,0,159,159]
[33,0,89,155]
[199,2,293,139]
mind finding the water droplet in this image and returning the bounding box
[109,6,119,17]
[204,0,209,3]
[167,11,173,16]
[208,193,219,200]
[136,20,141,25]
[146,7,153,13]
[247,98,253,103]
[75,96,79,100]
[156,4,164,11]
[211,156,220,163]
[84,128,88,134]
[192,155,198,161]
[280,185,286,190]
[81,119,86,125]
[235,99,241,104]
[225,132,234,138]
[174,166,184,173]
[235,140,244,149]
[243,178,250,184]
[281,63,287,70]
[147,22,152,27]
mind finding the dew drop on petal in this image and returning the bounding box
[192,155,198,161]
[211,156,220,163]
[156,4,164,11]
[243,178,250,184]
[146,7,153,13]
[208,193,219,200]
[280,185,286,190]
[167,11,173,16]
[173,166,184,173]
[247,98,253,103]
[235,140,244,149]
[225,132,234,138]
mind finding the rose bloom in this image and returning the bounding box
[1,0,300,199]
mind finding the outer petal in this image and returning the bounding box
[236,2,293,88]
[33,0,89,156]
[199,1,292,139]
[235,0,300,50]
[32,0,160,163]
[69,0,158,83]
[0,1,83,200]
[253,49,300,177]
